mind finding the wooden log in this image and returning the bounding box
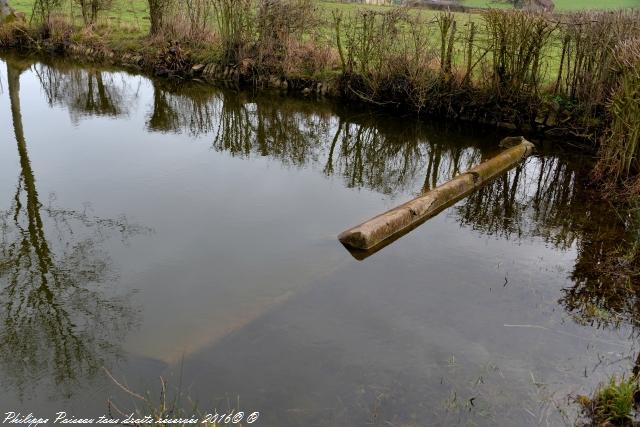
[338,138,535,251]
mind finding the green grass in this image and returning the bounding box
[579,375,639,425]
[457,0,511,8]
[10,0,638,23]
[12,0,150,28]
[553,0,640,11]
[461,0,640,10]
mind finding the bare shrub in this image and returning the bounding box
[395,12,440,110]
[482,10,555,98]
[436,11,456,79]
[184,0,211,38]
[338,8,440,109]
[555,11,640,112]
[157,0,213,41]
[255,0,320,74]
[595,38,640,185]
[343,9,404,77]
[211,0,253,64]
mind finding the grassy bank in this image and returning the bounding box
[1,1,639,192]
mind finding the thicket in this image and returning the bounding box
[594,38,640,191]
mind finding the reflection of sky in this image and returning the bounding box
[0,59,636,426]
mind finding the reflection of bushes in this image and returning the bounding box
[2,5,640,191]
[210,0,252,64]
[142,75,486,196]
[455,151,640,329]
[456,156,587,247]
[2,4,640,189]
[564,202,640,328]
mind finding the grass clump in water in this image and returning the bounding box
[578,375,640,426]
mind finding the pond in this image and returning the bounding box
[0,54,637,426]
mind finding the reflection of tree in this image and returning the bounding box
[210,93,253,155]
[213,93,329,166]
[33,62,137,124]
[147,80,330,164]
[146,79,490,196]
[147,79,218,136]
[457,158,557,242]
[328,121,424,193]
[0,63,148,398]
[148,79,181,133]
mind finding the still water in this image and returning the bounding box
[0,54,637,426]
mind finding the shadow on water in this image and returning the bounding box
[2,55,638,423]
[0,60,150,399]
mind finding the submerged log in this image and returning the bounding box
[338,137,535,252]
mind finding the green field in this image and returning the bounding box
[11,0,638,25]
[461,0,639,10]
[6,0,636,70]
[11,0,151,27]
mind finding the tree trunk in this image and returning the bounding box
[148,0,164,35]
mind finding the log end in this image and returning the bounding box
[338,228,368,250]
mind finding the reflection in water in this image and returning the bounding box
[565,209,639,329]
[33,61,138,124]
[12,57,639,420]
[121,74,640,334]
[146,79,488,196]
[456,154,640,330]
[147,79,217,135]
[0,62,148,398]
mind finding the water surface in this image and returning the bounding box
[0,54,637,426]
